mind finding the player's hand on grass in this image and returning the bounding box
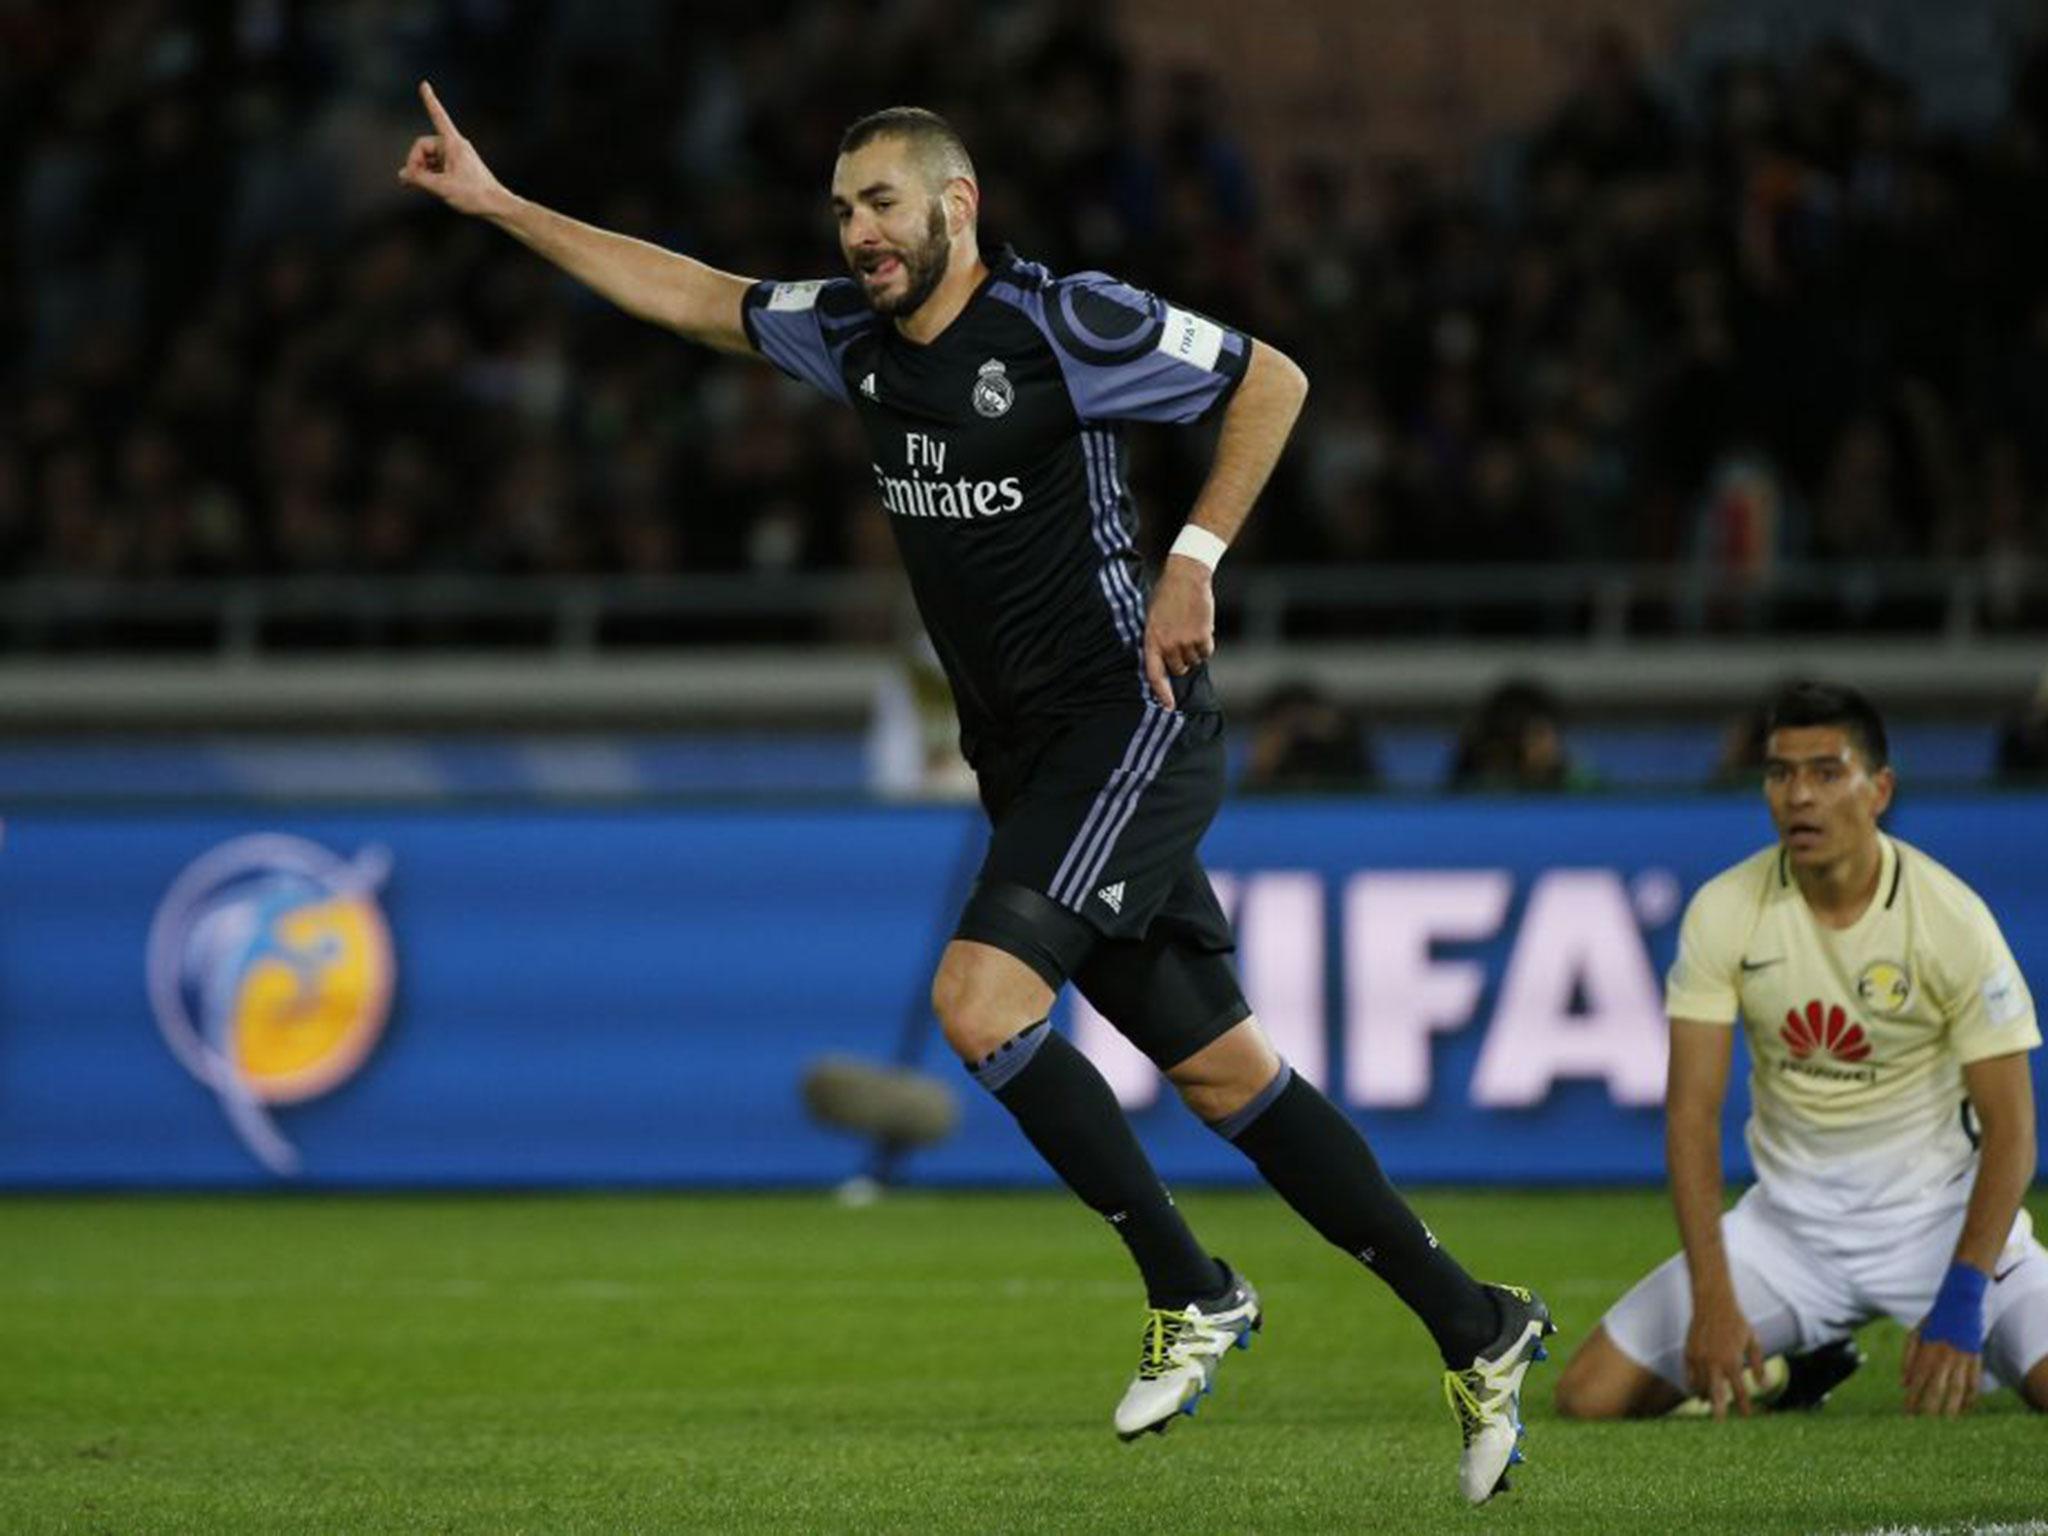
[1144,556,1215,711]
[1900,1328,1980,1418]
[398,81,511,218]
[1684,1292,1764,1420]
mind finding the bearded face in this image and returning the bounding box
[833,131,967,323]
[850,196,951,319]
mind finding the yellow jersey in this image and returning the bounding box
[1666,834,2039,1219]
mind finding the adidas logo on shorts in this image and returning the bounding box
[1096,881,1125,914]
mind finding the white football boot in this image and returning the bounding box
[1443,1284,1555,1504]
[1113,1265,1262,1440]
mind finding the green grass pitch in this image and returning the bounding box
[3,1189,2043,1534]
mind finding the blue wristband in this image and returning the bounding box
[1921,1262,1989,1353]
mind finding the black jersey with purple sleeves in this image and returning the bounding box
[740,248,1250,764]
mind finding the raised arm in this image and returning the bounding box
[1665,1016,1764,1419]
[397,81,754,354]
[1901,1050,2037,1417]
[1143,339,1308,709]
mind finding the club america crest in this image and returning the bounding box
[971,358,1014,418]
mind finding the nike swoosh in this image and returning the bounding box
[1995,1260,2027,1283]
[1740,957,1785,972]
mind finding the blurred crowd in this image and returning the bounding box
[7,2,2048,607]
[1240,675,1603,795]
[1239,672,2048,794]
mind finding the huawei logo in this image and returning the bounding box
[1781,1000,1871,1063]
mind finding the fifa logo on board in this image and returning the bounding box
[146,835,395,1175]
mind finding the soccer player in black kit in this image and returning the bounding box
[402,85,1552,1503]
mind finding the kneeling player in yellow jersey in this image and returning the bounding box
[1556,681,2046,1420]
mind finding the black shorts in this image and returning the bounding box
[953,701,1249,1069]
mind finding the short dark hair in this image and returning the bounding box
[1477,676,1563,729]
[838,107,977,190]
[1762,680,1889,770]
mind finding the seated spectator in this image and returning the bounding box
[1449,677,1596,792]
[1240,679,1379,794]
[1710,696,1773,786]
[1996,675,2048,782]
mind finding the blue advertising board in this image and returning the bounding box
[1,795,2038,1188]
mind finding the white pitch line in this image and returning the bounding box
[1838,1524,2048,1536]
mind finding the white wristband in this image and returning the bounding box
[1170,524,1229,572]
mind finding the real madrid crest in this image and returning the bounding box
[1855,959,1913,1016]
[972,358,1014,418]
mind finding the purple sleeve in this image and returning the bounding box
[1022,273,1251,425]
[740,278,859,405]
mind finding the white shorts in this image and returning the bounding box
[1603,1187,2048,1395]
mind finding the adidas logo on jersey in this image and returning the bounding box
[860,372,878,399]
[1097,881,1125,914]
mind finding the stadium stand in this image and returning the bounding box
[2,1,2045,747]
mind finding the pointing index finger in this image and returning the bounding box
[419,80,456,136]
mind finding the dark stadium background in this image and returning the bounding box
[2,0,2044,1192]
[8,7,2048,1532]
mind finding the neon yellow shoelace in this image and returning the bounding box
[1136,1310,1197,1381]
[1442,1369,1496,1446]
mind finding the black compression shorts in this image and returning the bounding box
[952,701,1249,1068]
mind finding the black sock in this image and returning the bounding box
[972,1021,1220,1309]
[1217,1066,1499,1364]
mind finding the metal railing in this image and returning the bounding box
[3,560,2042,657]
